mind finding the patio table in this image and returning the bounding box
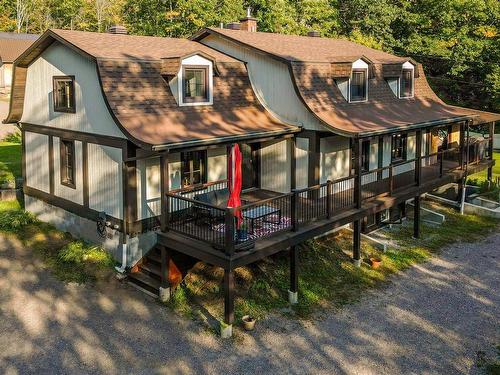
[242,205,281,234]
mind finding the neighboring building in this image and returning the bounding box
[0,32,38,93]
[4,19,498,337]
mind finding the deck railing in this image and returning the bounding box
[164,143,490,253]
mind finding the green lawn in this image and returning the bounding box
[168,201,499,328]
[469,151,500,184]
[0,140,22,185]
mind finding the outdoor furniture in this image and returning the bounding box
[242,205,281,234]
[193,188,229,224]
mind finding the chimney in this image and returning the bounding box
[226,22,241,30]
[240,7,257,32]
[108,25,127,35]
[307,30,320,37]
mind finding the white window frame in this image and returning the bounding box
[178,54,213,107]
[398,61,415,99]
[349,59,369,103]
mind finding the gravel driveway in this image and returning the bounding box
[0,231,498,374]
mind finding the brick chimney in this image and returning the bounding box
[240,7,257,32]
[107,25,127,34]
[226,22,241,30]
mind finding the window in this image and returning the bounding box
[361,140,370,172]
[60,140,75,188]
[391,134,407,163]
[181,151,207,187]
[53,76,75,113]
[400,69,413,98]
[335,78,349,101]
[350,69,367,102]
[182,67,208,103]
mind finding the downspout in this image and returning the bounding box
[460,121,471,215]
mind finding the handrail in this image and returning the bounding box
[169,179,227,194]
[165,191,225,210]
[239,192,293,210]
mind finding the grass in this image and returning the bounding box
[469,151,500,184]
[168,200,499,327]
[0,134,22,185]
[0,199,115,283]
[477,345,500,375]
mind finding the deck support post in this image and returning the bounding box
[160,152,169,232]
[413,195,421,239]
[289,245,299,304]
[353,219,361,267]
[222,269,234,338]
[415,130,422,186]
[353,138,362,209]
[487,122,494,182]
[159,246,171,302]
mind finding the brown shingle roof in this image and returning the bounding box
[195,28,499,135]
[6,29,297,148]
[0,32,38,63]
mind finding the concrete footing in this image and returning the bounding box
[159,287,171,303]
[353,259,362,267]
[288,290,298,305]
[220,323,233,338]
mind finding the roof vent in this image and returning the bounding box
[108,25,127,35]
[307,30,320,37]
[226,22,241,30]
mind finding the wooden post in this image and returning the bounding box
[353,138,362,209]
[377,136,384,181]
[291,190,299,232]
[415,130,422,186]
[353,219,361,266]
[459,122,465,169]
[290,136,296,190]
[224,269,235,325]
[160,152,169,232]
[413,195,421,239]
[225,208,235,255]
[326,180,332,219]
[487,122,494,181]
[159,246,171,302]
[289,245,299,304]
[389,165,394,195]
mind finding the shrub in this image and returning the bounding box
[3,132,21,144]
[58,241,115,268]
[0,208,38,232]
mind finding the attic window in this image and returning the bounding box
[53,76,75,113]
[400,68,414,98]
[182,66,209,104]
[350,69,367,102]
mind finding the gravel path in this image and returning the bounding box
[0,231,498,374]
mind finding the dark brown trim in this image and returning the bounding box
[22,122,127,149]
[160,152,169,232]
[21,127,26,188]
[52,75,76,113]
[123,141,138,226]
[24,186,123,231]
[82,141,89,207]
[48,135,54,195]
[59,138,76,189]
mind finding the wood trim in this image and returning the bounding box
[160,152,169,232]
[59,138,76,189]
[21,123,127,149]
[21,127,26,189]
[48,135,54,195]
[52,75,76,113]
[82,141,89,207]
[24,185,123,231]
[290,137,296,190]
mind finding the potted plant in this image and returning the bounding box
[370,257,382,269]
[241,315,256,331]
[237,223,248,241]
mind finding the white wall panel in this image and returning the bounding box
[136,157,161,220]
[260,139,290,193]
[296,137,309,189]
[53,137,84,204]
[320,136,350,183]
[25,131,50,193]
[21,42,125,138]
[88,144,123,219]
[207,147,227,182]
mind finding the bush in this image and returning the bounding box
[3,132,21,144]
[0,208,38,232]
[58,241,115,268]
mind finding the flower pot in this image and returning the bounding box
[237,229,248,241]
[370,257,382,269]
[241,315,256,331]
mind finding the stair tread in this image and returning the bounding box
[128,270,161,290]
[140,262,161,278]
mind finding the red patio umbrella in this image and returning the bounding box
[227,143,243,227]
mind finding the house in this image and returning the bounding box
[3,17,498,337]
[0,32,38,93]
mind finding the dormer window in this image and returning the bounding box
[350,69,367,102]
[400,68,414,98]
[183,67,208,103]
[386,61,415,99]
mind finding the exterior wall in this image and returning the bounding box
[320,136,350,183]
[25,131,50,192]
[88,143,123,219]
[295,137,309,189]
[53,137,84,205]
[202,34,327,131]
[260,139,291,193]
[207,147,227,182]
[0,63,13,88]
[21,42,125,138]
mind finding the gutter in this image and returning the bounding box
[152,127,300,151]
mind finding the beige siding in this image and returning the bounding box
[207,147,227,182]
[136,157,161,220]
[202,35,326,131]
[320,136,350,183]
[53,137,84,205]
[21,42,125,138]
[25,131,50,193]
[295,137,309,189]
[88,143,123,219]
[260,139,291,193]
